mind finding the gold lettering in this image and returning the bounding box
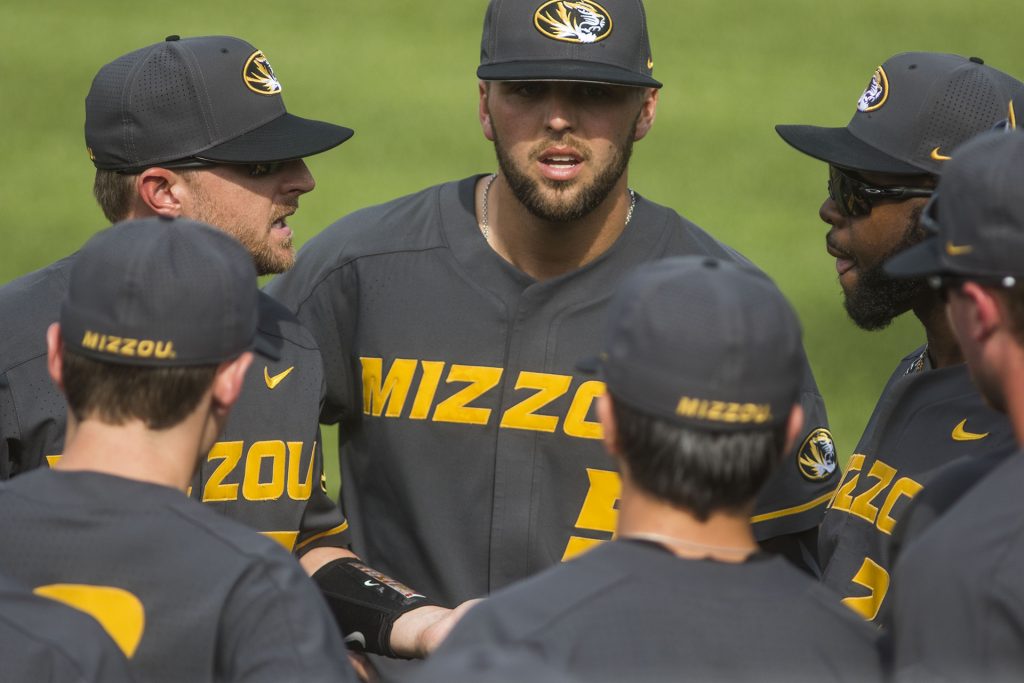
[564,380,605,439]
[433,365,503,425]
[842,557,890,621]
[155,341,174,359]
[676,396,700,417]
[360,357,417,417]
[243,440,286,501]
[286,441,314,501]
[203,441,243,502]
[137,339,154,357]
[120,338,137,356]
[82,330,100,349]
[500,372,572,433]
[563,468,621,561]
[409,361,445,420]
[849,460,897,524]
[876,476,924,535]
[104,336,121,353]
[829,454,866,511]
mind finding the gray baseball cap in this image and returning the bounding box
[85,35,354,172]
[61,217,259,367]
[885,130,1024,281]
[477,0,661,88]
[777,52,1024,175]
[585,257,803,431]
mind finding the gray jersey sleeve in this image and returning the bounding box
[217,551,357,683]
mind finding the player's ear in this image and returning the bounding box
[957,281,1002,343]
[45,323,65,392]
[633,88,658,141]
[597,392,622,457]
[783,404,805,457]
[135,167,188,219]
[210,352,254,416]
[479,80,495,142]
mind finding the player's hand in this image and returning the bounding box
[390,599,482,658]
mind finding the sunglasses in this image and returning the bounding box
[828,165,934,218]
[928,274,1018,302]
[118,158,286,178]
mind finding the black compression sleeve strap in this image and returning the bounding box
[312,557,437,657]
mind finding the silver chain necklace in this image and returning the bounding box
[479,173,636,242]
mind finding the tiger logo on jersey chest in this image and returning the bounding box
[798,428,838,481]
[534,1,612,44]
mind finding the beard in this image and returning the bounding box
[491,118,637,224]
[843,205,930,331]
[186,181,296,276]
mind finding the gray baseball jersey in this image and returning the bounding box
[0,572,135,683]
[889,452,1024,682]
[0,468,355,683]
[818,346,1015,622]
[0,258,348,554]
[415,540,881,683]
[266,175,840,606]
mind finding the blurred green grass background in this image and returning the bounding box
[3,1,1020,496]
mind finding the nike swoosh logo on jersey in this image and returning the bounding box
[345,631,367,649]
[264,366,294,389]
[364,580,380,587]
[952,419,989,441]
[930,147,952,161]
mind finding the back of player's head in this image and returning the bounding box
[587,256,804,517]
[885,129,1024,343]
[477,0,661,89]
[59,216,259,428]
[777,52,1024,177]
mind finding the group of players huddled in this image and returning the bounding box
[1,1,1023,682]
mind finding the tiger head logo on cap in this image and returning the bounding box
[857,66,889,112]
[243,50,282,95]
[534,1,612,44]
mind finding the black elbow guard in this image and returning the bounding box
[312,558,437,657]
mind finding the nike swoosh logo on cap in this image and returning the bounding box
[945,241,974,256]
[264,366,294,389]
[952,419,988,441]
[930,147,952,161]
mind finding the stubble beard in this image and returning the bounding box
[188,186,296,277]
[843,205,929,331]
[491,118,637,224]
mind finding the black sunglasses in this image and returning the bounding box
[118,158,286,178]
[928,274,1019,302]
[828,165,934,218]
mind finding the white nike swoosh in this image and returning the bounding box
[345,632,366,649]
[364,580,379,587]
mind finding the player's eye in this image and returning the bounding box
[509,82,545,98]
[247,162,284,178]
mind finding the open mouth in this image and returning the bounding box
[826,238,856,277]
[538,147,584,181]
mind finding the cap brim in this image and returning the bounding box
[477,61,662,89]
[883,237,946,279]
[199,112,354,164]
[775,124,924,174]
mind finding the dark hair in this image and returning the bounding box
[62,348,218,429]
[92,170,136,223]
[610,395,788,521]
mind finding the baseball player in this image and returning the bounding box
[0,218,355,682]
[0,35,458,658]
[776,52,1024,622]
[411,257,881,683]
[267,0,840,625]
[882,130,1024,681]
[0,572,135,682]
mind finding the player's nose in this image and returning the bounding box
[819,197,844,229]
[281,159,315,195]
[544,87,576,133]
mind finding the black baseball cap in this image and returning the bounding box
[777,52,1024,175]
[885,130,1024,281]
[585,257,803,431]
[85,35,354,172]
[61,217,260,367]
[477,0,661,88]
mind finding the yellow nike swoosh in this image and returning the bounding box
[945,241,974,256]
[931,147,952,161]
[264,366,294,389]
[952,419,988,441]
[646,57,654,69]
